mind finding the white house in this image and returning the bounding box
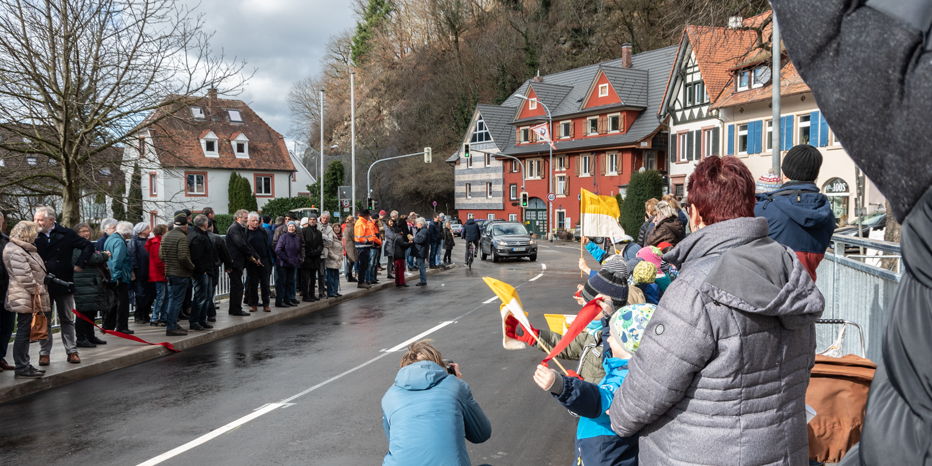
[124,89,316,226]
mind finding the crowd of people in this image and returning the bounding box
[0,205,454,379]
[380,145,837,465]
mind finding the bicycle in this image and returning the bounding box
[466,241,476,269]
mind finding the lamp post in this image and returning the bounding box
[350,70,356,215]
[319,89,325,211]
[516,94,553,241]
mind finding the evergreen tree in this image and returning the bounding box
[227,171,257,213]
[350,0,392,64]
[307,160,346,214]
[620,170,663,236]
[228,171,242,213]
[111,183,126,221]
[127,164,143,222]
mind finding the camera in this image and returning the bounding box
[442,359,457,376]
[44,273,73,289]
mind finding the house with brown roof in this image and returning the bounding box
[124,89,315,225]
[661,13,884,224]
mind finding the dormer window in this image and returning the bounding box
[200,130,219,157]
[752,67,768,88]
[227,109,243,123]
[190,106,205,120]
[737,70,750,91]
[599,83,609,97]
[529,99,537,110]
[231,132,249,158]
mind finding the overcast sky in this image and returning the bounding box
[191,0,357,149]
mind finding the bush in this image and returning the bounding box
[260,196,317,219]
[213,214,235,235]
[620,170,663,237]
[228,171,258,214]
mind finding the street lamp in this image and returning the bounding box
[515,94,554,241]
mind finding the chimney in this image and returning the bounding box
[728,16,744,29]
[622,44,632,68]
[208,88,218,100]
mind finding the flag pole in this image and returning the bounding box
[580,190,584,278]
[520,323,570,376]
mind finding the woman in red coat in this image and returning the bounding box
[146,224,168,326]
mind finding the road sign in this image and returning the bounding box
[343,207,350,212]
[547,193,555,202]
[342,199,350,207]
[432,201,437,207]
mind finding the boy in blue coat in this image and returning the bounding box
[533,301,656,466]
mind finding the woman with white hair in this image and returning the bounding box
[646,201,685,247]
[4,221,51,378]
[129,222,153,323]
[412,217,430,286]
[103,221,134,334]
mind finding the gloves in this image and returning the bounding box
[504,315,539,346]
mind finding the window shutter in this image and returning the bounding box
[570,122,575,138]
[598,117,606,134]
[750,120,760,154]
[727,125,735,155]
[686,131,694,161]
[783,116,794,150]
[600,154,606,175]
[712,127,720,155]
[574,156,580,177]
[670,134,677,162]
[810,111,821,146]
[694,131,701,159]
[819,112,829,148]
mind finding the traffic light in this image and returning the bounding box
[424,147,432,163]
[520,191,528,207]
[367,198,377,210]
[463,144,470,158]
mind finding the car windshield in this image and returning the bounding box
[859,213,885,226]
[493,224,528,236]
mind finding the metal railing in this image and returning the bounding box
[815,235,902,363]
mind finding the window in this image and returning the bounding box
[254,174,273,197]
[467,213,474,220]
[581,155,591,176]
[686,85,694,106]
[227,109,243,123]
[205,140,216,152]
[557,210,566,230]
[486,182,492,198]
[470,117,492,143]
[738,124,748,154]
[561,121,572,138]
[587,117,598,135]
[26,156,36,166]
[520,127,530,143]
[528,159,541,179]
[679,133,688,161]
[488,214,495,221]
[231,132,250,158]
[98,167,110,176]
[598,83,609,97]
[737,70,750,91]
[765,120,773,151]
[484,153,491,167]
[608,153,618,174]
[149,172,158,196]
[752,67,768,88]
[190,106,205,120]
[831,128,842,146]
[511,160,518,172]
[608,114,621,133]
[674,184,685,198]
[509,213,518,222]
[201,131,219,157]
[798,114,811,145]
[557,156,566,171]
[645,152,656,171]
[236,143,245,154]
[185,172,206,196]
[510,184,518,200]
[529,99,537,110]
[694,82,706,104]
[703,129,713,158]
[465,183,471,199]
[557,175,566,195]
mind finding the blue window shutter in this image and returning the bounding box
[819,112,829,147]
[810,111,821,146]
[779,117,786,150]
[727,124,734,155]
[786,116,794,150]
[754,120,763,154]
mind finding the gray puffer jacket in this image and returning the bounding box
[608,217,823,465]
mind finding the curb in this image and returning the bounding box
[0,264,456,405]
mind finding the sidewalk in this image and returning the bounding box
[0,265,455,405]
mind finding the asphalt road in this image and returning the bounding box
[0,241,596,465]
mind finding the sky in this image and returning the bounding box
[189,0,357,150]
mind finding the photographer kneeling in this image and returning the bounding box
[381,340,491,466]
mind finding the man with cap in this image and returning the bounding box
[754,144,836,280]
[353,209,381,288]
[160,212,195,336]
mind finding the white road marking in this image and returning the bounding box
[483,296,498,304]
[529,273,544,281]
[541,263,547,270]
[383,321,455,352]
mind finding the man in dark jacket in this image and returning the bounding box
[461,218,480,263]
[187,215,216,330]
[412,218,429,286]
[33,206,94,365]
[225,209,258,316]
[160,214,195,336]
[300,215,324,301]
[246,213,273,310]
[428,214,442,269]
[754,144,836,281]
[129,222,154,323]
[608,156,823,465]
[768,2,932,464]
[206,228,231,322]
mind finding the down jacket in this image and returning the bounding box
[159,227,195,278]
[3,239,51,314]
[146,235,166,282]
[325,227,343,269]
[608,217,824,465]
[645,215,684,247]
[71,248,111,315]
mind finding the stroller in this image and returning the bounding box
[806,319,876,465]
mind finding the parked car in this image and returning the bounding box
[479,221,538,262]
[449,218,463,235]
[573,226,604,244]
[833,212,887,254]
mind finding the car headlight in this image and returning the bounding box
[496,240,507,247]
[528,239,535,245]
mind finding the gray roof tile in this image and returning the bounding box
[600,65,649,108]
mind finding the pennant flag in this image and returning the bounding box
[483,277,534,350]
[580,188,627,239]
[541,298,604,370]
[530,123,556,149]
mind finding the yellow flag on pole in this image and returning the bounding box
[580,188,627,239]
[483,277,533,350]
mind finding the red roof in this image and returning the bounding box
[145,95,294,171]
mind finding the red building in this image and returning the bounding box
[449,45,676,237]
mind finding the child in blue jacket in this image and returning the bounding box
[533,302,656,466]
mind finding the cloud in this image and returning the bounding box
[187,0,356,147]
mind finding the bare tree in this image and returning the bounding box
[0,0,249,226]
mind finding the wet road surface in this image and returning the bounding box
[0,242,595,465]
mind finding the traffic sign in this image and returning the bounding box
[343,207,350,212]
[432,201,438,207]
[342,199,350,207]
[547,193,556,202]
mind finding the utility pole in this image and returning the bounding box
[771,13,782,176]
[351,70,356,215]
[319,89,325,212]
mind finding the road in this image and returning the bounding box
[0,241,595,465]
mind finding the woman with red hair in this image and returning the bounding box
[608,156,825,465]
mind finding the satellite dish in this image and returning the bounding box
[758,66,773,85]
[639,167,646,173]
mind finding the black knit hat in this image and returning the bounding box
[782,144,823,182]
[582,268,629,311]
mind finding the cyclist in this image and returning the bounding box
[462,218,480,264]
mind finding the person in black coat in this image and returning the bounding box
[33,207,94,364]
[187,215,217,330]
[129,223,154,323]
[392,224,412,287]
[206,229,231,321]
[412,218,430,286]
[428,214,442,268]
[300,216,324,301]
[0,215,13,371]
[246,214,273,310]
[225,210,259,316]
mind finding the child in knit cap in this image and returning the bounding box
[630,261,662,304]
[533,301,657,466]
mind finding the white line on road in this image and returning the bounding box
[529,273,544,281]
[483,296,498,304]
[541,263,546,270]
[383,321,455,353]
